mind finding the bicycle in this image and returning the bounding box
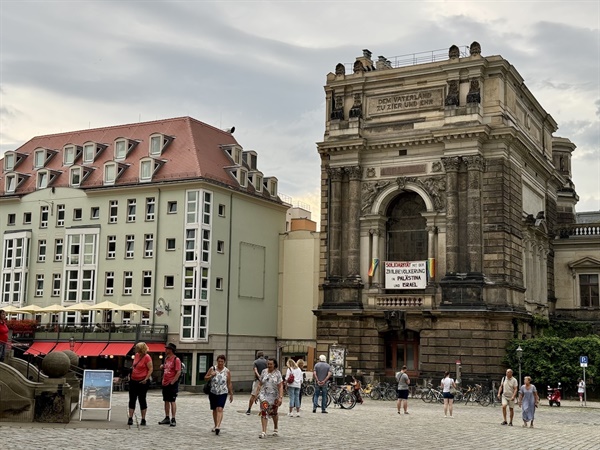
[370,382,396,401]
[315,382,357,409]
[420,383,444,403]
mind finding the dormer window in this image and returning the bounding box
[249,172,263,192]
[103,161,128,185]
[63,144,82,166]
[4,172,30,193]
[37,169,60,189]
[231,168,248,187]
[69,165,93,187]
[140,157,165,182]
[264,177,278,197]
[33,148,56,169]
[3,151,26,172]
[149,134,172,156]
[114,138,137,161]
[82,141,106,164]
[222,145,243,165]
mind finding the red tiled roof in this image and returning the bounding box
[0,117,263,195]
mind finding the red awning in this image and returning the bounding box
[75,342,108,357]
[24,341,56,356]
[52,342,82,352]
[147,342,167,353]
[100,342,134,357]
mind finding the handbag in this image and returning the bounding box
[287,373,295,384]
[203,366,214,395]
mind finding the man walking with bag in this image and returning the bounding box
[497,368,518,426]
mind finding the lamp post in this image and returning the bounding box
[516,345,523,387]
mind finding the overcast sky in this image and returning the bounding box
[1,1,599,216]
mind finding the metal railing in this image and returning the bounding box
[32,322,168,342]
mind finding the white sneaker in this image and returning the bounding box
[295,412,300,417]
[287,413,293,417]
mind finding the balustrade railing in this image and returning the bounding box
[558,223,600,238]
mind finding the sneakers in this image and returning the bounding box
[140,419,146,426]
[259,432,266,439]
[295,412,300,417]
[404,411,409,415]
[159,417,170,425]
[246,408,252,415]
[508,423,513,427]
[272,429,279,437]
[312,408,316,413]
[215,428,220,435]
[170,418,176,427]
[501,421,508,425]
[127,417,133,426]
[321,410,328,414]
[287,412,293,417]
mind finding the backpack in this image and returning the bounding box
[287,372,295,384]
[179,361,186,383]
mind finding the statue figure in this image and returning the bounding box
[469,41,481,56]
[335,63,345,76]
[353,60,365,74]
[466,79,481,104]
[449,45,460,59]
[330,95,344,120]
[349,93,363,118]
[361,180,391,214]
[445,80,460,106]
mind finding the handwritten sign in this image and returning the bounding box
[385,261,427,289]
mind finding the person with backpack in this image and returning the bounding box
[158,343,181,427]
[285,359,302,417]
[204,354,233,435]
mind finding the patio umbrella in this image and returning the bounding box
[0,305,22,313]
[64,303,94,311]
[89,300,121,311]
[113,303,150,312]
[14,305,46,314]
[40,304,69,313]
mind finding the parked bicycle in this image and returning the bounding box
[420,383,444,403]
[369,382,396,401]
[315,382,357,409]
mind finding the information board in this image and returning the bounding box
[79,369,114,421]
[385,261,427,289]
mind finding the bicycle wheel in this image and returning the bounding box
[305,385,315,397]
[480,393,491,407]
[371,389,382,401]
[385,388,397,401]
[339,391,356,409]
[421,390,430,402]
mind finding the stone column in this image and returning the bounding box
[370,229,380,287]
[441,157,461,273]
[541,246,549,305]
[464,155,484,273]
[328,167,344,279]
[346,166,362,279]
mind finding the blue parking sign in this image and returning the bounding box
[580,356,588,367]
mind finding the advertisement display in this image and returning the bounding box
[79,369,114,421]
[384,261,427,289]
[328,346,346,378]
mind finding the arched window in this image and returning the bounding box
[386,192,427,262]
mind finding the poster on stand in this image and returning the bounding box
[80,369,114,420]
[328,346,346,378]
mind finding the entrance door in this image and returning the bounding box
[384,330,419,376]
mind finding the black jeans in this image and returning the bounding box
[129,379,149,410]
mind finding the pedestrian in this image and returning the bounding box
[0,310,8,362]
[246,351,267,415]
[518,376,539,428]
[285,359,302,417]
[158,342,181,427]
[296,359,306,411]
[312,355,332,414]
[440,371,456,418]
[395,365,410,414]
[204,354,233,435]
[497,368,518,426]
[257,357,283,438]
[351,375,363,404]
[127,342,153,426]
[577,378,585,406]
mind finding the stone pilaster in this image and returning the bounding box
[346,166,362,278]
[464,155,485,273]
[327,167,344,279]
[441,157,460,274]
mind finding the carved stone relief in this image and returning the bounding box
[345,165,362,180]
[353,60,365,74]
[466,79,481,104]
[396,176,447,211]
[331,95,345,120]
[349,93,363,118]
[431,161,442,172]
[445,80,460,106]
[366,167,376,178]
[361,180,392,214]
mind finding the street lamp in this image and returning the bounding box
[516,345,523,386]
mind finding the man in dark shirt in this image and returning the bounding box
[246,351,268,415]
[313,355,332,413]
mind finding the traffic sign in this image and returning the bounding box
[580,356,588,367]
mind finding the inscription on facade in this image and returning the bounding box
[367,89,443,116]
[381,165,426,176]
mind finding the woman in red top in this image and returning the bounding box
[0,310,9,362]
[128,342,153,426]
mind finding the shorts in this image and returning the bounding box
[442,392,454,399]
[162,382,179,402]
[501,396,515,408]
[209,393,228,410]
[251,380,261,396]
[397,389,409,400]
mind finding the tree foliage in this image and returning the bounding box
[502,335,600,397]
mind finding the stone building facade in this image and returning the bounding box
[315,44,580,381]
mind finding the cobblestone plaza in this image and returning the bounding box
[1,392,598,449]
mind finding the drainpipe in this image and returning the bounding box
[225,192,233,361]
[151,188,161,329]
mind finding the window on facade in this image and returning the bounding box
[183,267,196,300]
[70,167,81,186]
[142,271,152,295]
[168,201,177,213]
[38,240,46,262]
[181,305,195,339]
[7,214,15,226]
[202,192,211,225]
[54,238,63,262]
[145,197,155,221]
[140,160,153,181]
[4,153,15,171]
[125,235,134,258]
[91,206,100,219]
[217,240,225,254]
[64,146,76,165]
[201,230,210,263]
[386,192,428,263]
[216,277,223,291]
[166,238,176,251]
[23,212,32,224]
[73,208,82,221]
[123,271,133,295]
[218,204,226,217]
[105,164,116,184]
[35,274,44,297]
[144,234,154,258]
[185,229,196,262]
[52,273,61,297]
[56,204,65,227]
[164,275,175,288]
[127,199,136,222]
[107,235,116,259]
[115,139,127,160]
[40,205,49,228]
[384,330,419,374]
[109,200,118,223]
[121,311,131,325]
[5,174,17,193]
[105,271,115,296]
[34,149,46,168]
[83,143,95,163]
[37,171,48,189]
[580,274,599,307]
